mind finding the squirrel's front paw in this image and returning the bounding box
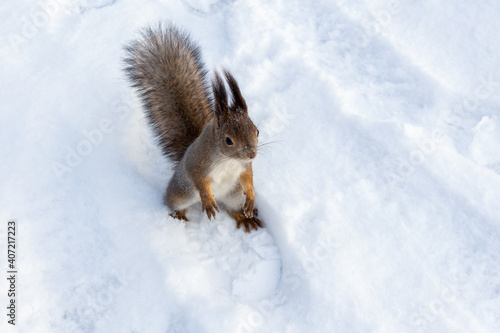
[243,196,255,217]
[201,195,219,220]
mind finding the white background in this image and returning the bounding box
[1,0,500,332]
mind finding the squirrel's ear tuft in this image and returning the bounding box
[223,68,247,113]
[212,70,228,118]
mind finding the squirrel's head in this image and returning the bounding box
[212,69,259,161]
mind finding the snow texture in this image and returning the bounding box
[1,0,500,332]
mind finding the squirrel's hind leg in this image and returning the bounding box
[228,209,263,232]
[170,209,189,221]
[165,176,198,222]
[219,184,263,232]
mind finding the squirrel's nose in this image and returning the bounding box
[247,150,257,159]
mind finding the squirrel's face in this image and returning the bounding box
[217,114,259,161]
[212,69,259,161]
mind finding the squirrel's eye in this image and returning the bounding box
[225,137,233,145]
[257,129,260,137]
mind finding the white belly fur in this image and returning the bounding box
[209,158,245,199]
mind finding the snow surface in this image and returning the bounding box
[1,0,500,332]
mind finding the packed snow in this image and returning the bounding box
[1,0,500,332]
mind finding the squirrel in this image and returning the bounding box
[124,23,263,232]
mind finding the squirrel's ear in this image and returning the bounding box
[212,70,228,119]
[223,69,247,113]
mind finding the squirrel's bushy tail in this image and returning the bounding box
[124,23,213,162]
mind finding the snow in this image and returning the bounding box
[1,0,500,332]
